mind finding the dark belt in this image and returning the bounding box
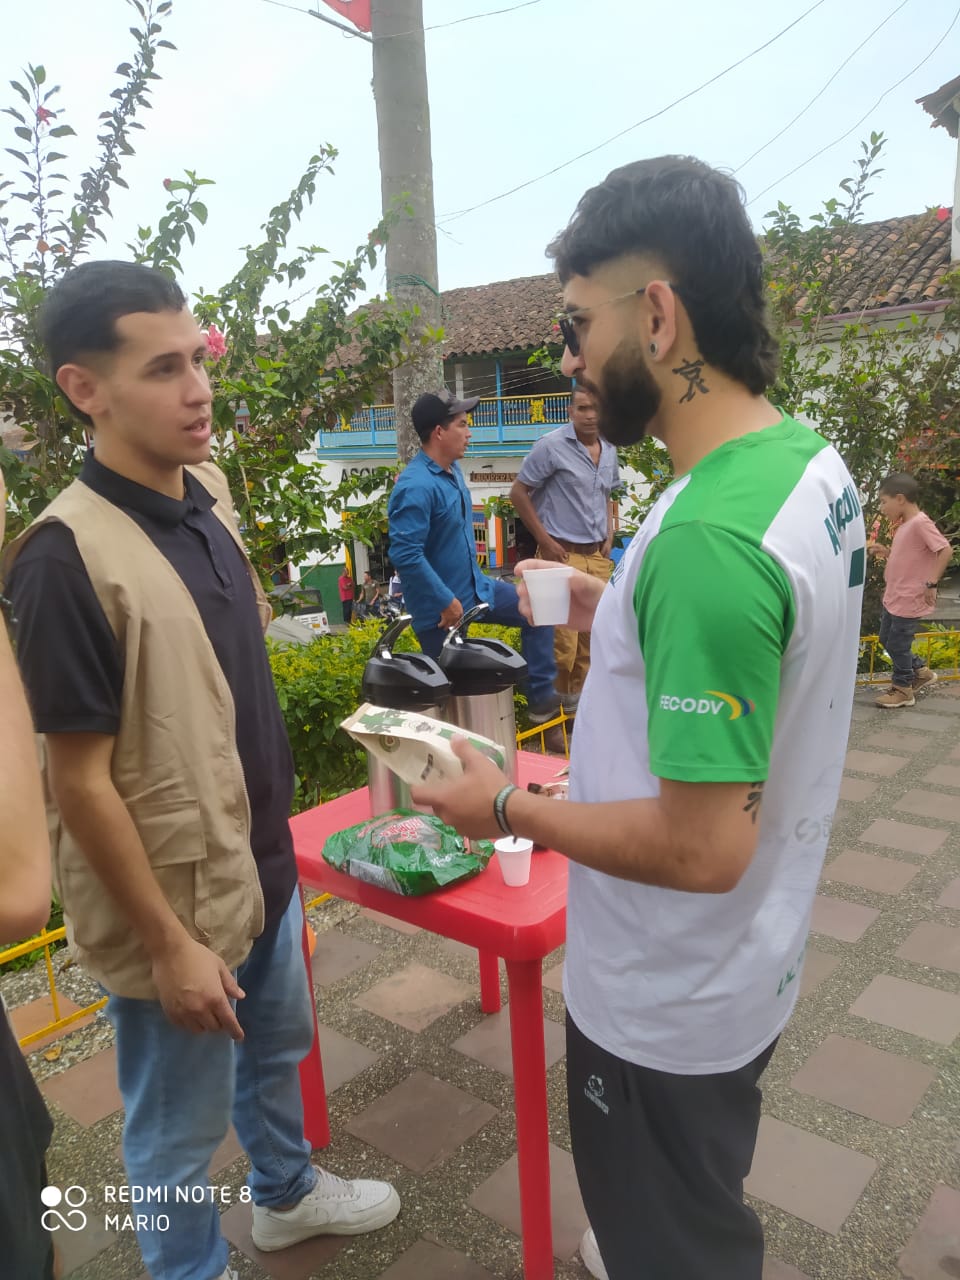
[556,538,603,555]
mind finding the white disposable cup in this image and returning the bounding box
[523,566,573,626]
[494,837,533,887]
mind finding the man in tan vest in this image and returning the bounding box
[3,262,399,1280]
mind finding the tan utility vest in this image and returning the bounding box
[2,462,268,998]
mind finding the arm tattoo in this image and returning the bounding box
[672,357,710,403]
[744,782,764,824]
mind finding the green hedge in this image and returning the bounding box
[268,619,525,812]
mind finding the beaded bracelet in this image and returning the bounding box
[0,593,16,627]
[493,784,518,837]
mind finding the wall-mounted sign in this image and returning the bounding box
[469,472,517,483]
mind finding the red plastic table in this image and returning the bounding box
[291,750,569,1280]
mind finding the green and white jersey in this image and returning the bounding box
[564,416,865,1074]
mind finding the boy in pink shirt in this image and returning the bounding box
[867,472,953,708]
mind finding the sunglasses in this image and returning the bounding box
[556,283,679,357]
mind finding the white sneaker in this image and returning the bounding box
[250,1167,400,1251]
[214,1269,238,1280]
[580,1227,609,1280]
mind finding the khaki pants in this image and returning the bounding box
[551,549,613,694]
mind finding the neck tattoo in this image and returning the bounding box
[672,357,710,403]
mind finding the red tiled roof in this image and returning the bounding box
[432,211,954,355]
[917,74,960,139]
[788,209,955,315]
[438,274,562,357]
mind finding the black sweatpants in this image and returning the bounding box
[567,1013,777,1280]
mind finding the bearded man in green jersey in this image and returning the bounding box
[413,156,865,1280]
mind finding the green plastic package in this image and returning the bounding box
[322,810,494,896]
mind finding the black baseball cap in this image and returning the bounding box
[411,387,480,440]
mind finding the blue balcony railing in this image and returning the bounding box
[316,392,571,455]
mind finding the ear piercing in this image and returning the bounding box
[649,343,658,356]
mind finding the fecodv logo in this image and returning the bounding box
[40,1185,88,1232]
[658,691,756,719]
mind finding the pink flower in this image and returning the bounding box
[205,325,227,360]
[163,177,172,190]
[936,206,950,223]
[36,106,55,124]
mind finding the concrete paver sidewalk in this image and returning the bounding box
[12,683,960,1279]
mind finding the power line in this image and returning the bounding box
[256,0,370,39]
[254,0,541,40]
[385,0,542,38]
[435,0,829,225]
[747,3,960,207]
[733,0,912,174]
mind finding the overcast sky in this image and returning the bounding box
[4,0,957,303]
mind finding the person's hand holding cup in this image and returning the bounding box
[515,558,609,632]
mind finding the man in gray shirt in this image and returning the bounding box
[510,386,619,698]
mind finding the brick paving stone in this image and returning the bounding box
[844,748,909,776]
[895,921,960,976]
[864,729,930,753]
[310,929,382,986]
[467,1143,588,1260]
[744,1116,876,1235]
[543,962,564,994]
[938,877,960,910]
[850,975,960,1045]
[839,775,879,803]
[315,1023,380,1093]
[824,849,920,895]
[440,937,480,961]
[360,908,421,936]
[452,1009,566,1077]
[923,763,960,789]
[375,1239,497,1279]
[52,1210,117,1277]
[221,1200,345,1279]
[799,947,842,998]
[897,1183,960,1279]
[858,818,948,857]
[882,710,955,732]
[346,1070,497,1172]
[41,1047,122,1127]
[895,788,960,823]
[810,895,880,943]
[7,993,98,1053]
[789,1034,936,1126]
[354,962,474,1032]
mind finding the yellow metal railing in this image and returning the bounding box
[857,629,959,685]
[0,925,108,1049]
[516,710,572,755]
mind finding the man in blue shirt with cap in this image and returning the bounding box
[387,389,561,721]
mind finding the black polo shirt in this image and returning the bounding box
[7,453,297,932]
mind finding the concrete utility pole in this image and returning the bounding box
[371,0,445,466]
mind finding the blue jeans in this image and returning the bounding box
[878,608,923,689]
[416,577,556,706]
[106,888,316,1280]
